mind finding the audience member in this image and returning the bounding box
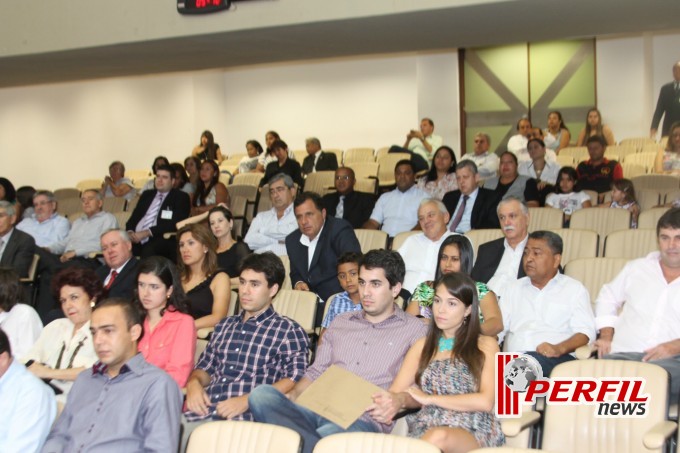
[483,152,540,207]
[233,139,263,176]
[139,155,171,193]
[576,108,616,146]
[594,207,680,400]
[399,199,453,293]
[286,192,361,326]
[136,256,196,388]
[471,197,529,299]
[245,173,298,255]
[101,160,136,202]
[171,162,195,195]
[23,267,102,398]
[191,160,230,215]
[16,190,70,248]
[301,137,338,175]
[0,268,42,359]
[209,206,251,277]
[386,273,504,451]
[15,185,36,221]
[319,251,363,339]
[126,164,190,260]
[654,121,680,174]
[178,224,231,329]
[256,130,282,173]
[192,129,224,164]
[0,201,35,278]
[406,235,503,337]
[416,145,458,200]
[543,110,571,154]
[260,139,304,188]
[460,133,499,181]
[184,156,201,192]
[576,135,623,202]
[248,249,427,453]
[364,160,430,237]
[545,166,592,227]
[43,298,183,452]
[651,61,680,138]
[321,167,375,229]
[0,328,56,453]
[0,177,16,204]
[96,229,139,300]
[182,253,309,449]
[500,231,595,376]
[443,160,500,233]
[605,178,640,228]
[519,138,560,187]
[507,117,533,160]
[402,118,443,173]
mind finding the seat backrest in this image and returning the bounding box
[638,207,670,229]
[464,229,504,263]
[606,144,638,159]
[102,196,126,213]
[273,289,318,334]
[377,153,410,187]
[619,136,657,150]
[564,257,628,309]
[355,178,377,194]
[304,171,336,195]
[351,162,380,180]
[547,228,598,265]
[232,173,264,187]
[256,184,273,213]
[391,230,419,251]
[279,255,292,290]
[53,187,81,201]
[631,174,680,191]
[570,208,630,255]
[354,229,388,253]
[581,190,599,206]
[344,147,376,164]
[528,207,563,231]
[541,360,669,453]
[559,146,588,161]
[113,211,132,229]
[226,184,258,203]
[57,197,83,217]
[604,228,657,259]
[75,179,102,192]
[314,432,440,453]
[555,154,575,168]
[621,162,647,179]
[186,420,301,453]
[637,188,661,211]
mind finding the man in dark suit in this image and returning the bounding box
[286,192,361,327]
[322,167,375,229]
[442,160,500,233]
[96,229,139,300]
[125,164,190,261]
[651,61,680,138]
[0,201,35,278]
[471,197,529,299]
[301,137,338,176]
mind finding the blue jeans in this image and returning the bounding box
[248,384,380,453]
[524,351,575,378]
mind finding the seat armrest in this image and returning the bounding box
[575,344,596,360]
[643,420,677,449]
[197,327,215,339]
[501,410,540,437]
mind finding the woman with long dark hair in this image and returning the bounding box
[191,160,230,215]
[416,146,458,200]
[209,206,251,277]
[576,108,615,146]
[543,110,571,154]
[192,130,224,164]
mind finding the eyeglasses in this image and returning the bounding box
[335,176,351,181]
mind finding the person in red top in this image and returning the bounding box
[576,135,623,203]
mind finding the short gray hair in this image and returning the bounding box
[269,173,295,189]
[0,201,16,217]
[33,190,56,202]
[101,228,131,243]
[82,189,103,201]
[456,160,478,174]
[305,137,321,148]
[496,196,529,216]
[475,132,491,146]
[419,198,447,215]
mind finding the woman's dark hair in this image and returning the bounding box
[51,267,104,303]
[0,178,16,203]
[270,139,288,155]
[416,273,484,387]
[198,130,219,161]
[176,223,218,281]
[193,160,220,208]
[583,108,604,140]
[151,156,170,174]
[555,166,578,194]
[208,206,234,240]
[265,131,281,155]
[549,110,569,132]
[0,268,22,312]
[184,156,201,173]
[527,138,546,150]
[612,178,637,205]
[434,235,474,279]
[16,186,36,210]
[246,140,264,155]
[667,121,680,152]
[170,163,189,188]
[135,256,189,316]
[425,146,457,182]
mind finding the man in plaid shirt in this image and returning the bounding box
[181,252,309,450]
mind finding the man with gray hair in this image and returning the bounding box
[301,137,338,176]
[16,190,70,248]
[442,160,500,234]
[245,173,298,256]
[460,132,500,180]
[500,230,595,377]
[95,229,139,300]
[0,201,35,278]
[398,198,453,293]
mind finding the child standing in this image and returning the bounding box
[545,166,592,227]
[606,178,640,228]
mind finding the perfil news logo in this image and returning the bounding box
[495,353,650,418]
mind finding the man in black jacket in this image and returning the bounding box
[0,201,35,278]
[651,61,680,137]
[442,160,500,233]
[301,137,338,176]
[322,167,375,229]
[96,229,139,300]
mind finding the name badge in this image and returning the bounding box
[161,209,173,220]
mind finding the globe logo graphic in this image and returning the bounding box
[504,355,543,392]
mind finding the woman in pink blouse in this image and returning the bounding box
[136,256,196,388]
[416,145,458,200]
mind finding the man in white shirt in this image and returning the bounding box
[507,117,532,161]
[398,199,452,293]
[404,118,442,167]
[364,160,430,238]
[594,207,680,399]
[500,231,595,377]
[460,132,500,180]
[245,173,298,256]
[471,197,529,298]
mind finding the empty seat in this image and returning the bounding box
[547,228,598,264]
[638,206,670,229]
[354,229,388,253]
[464,229,504,263]
[344,147,375,165]
[570,208,630,255]
[186,421,301,453]
[604,228,658,259]
[528,207,563,231]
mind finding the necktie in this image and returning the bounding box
[336,195,345,219]
[105,270,118,291]
[138,193,164,243]
[449,195,469,232]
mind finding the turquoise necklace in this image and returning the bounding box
[438,336,455,352]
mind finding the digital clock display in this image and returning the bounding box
[177,0,231,15]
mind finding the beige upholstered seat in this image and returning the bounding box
[631,174,680,192]
[547,228,598,265]
[257,184,273,214]
[636,188,661,211]
[663,189,680,205]
[112,211,131,229]
[53,187,81,201]
[354,229,388,253]
[606,144,637,160]
[391,230,419,251]
[355,178,377,194]
[344,147,376,164]
[232,172,264,187]
[559,146,588,162]
[638,207,670,229]
[471,448,557,453]
[377,153,410,188]
[570,208,630,255]
[528,207,563,231]
[324,149,344,164]
[619,136,658,150]
[273,289,318,334]
[464,229,504,263]
[279,255,292,290]
[604,228,657,259]
[564,257,628,309]
[351,162,380,180]
[313,432,440,453]
[292,149,307,162]
[623,152,657,172]
[126,169,150,181]
[75,178,103,192]
[621,162,647,179]
[186,421,301,453]
[226,184,258,224]
[57,197,83,217]
[125,195,140,212]
[304,171,336,195]
[581,190,599,206]
[555,154,575,168]
[102,196,126,213]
